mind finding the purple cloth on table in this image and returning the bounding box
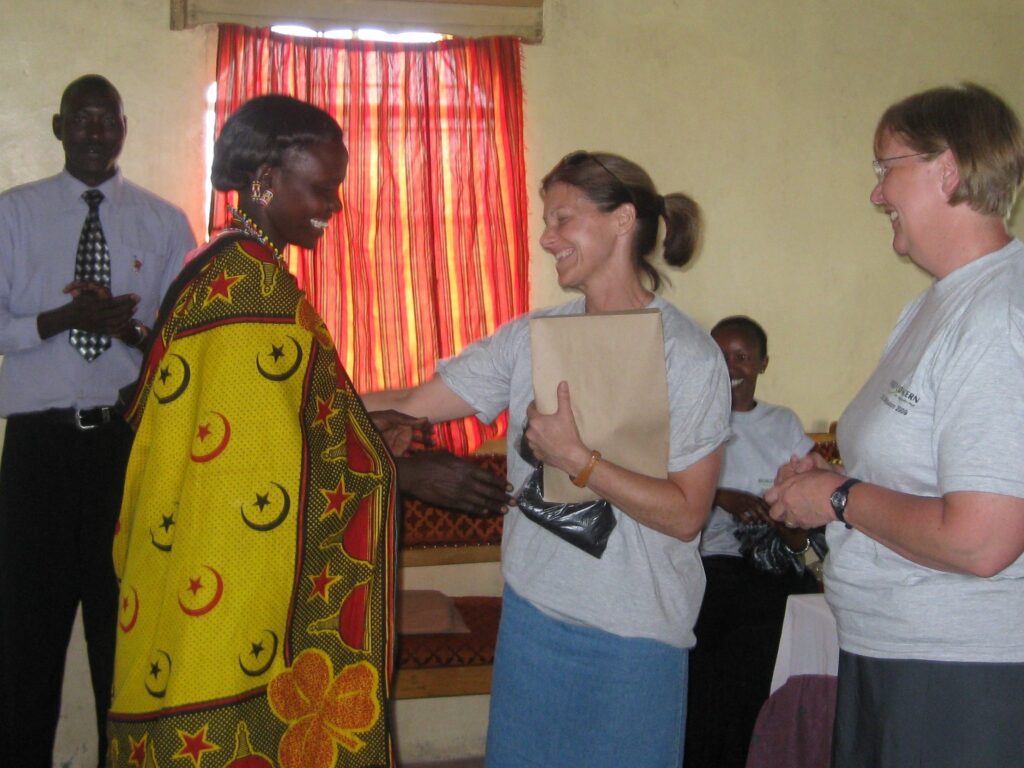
[745,674,838,768]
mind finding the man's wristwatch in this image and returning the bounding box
[829,477,861,529]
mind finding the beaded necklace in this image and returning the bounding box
[227,206,284,263]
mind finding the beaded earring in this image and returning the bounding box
[251,176,274,207]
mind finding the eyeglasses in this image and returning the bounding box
[561,150,638,207]
[871,151,941,183]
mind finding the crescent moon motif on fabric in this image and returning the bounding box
[148,510,176,552]
[190,412,231,463]
[238,629,279,678]
[119,587,140,633]
[143,650,172,698]
[177,565,225,617]
[154,353,191,404]
[238,483,290,532]
[240,482,291,532]
[255,336,303,382]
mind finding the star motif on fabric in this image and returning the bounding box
[158,365,171,384]
[159,513,175,533]
[187,577,203,596]
[175,724,219,767]
[254,492,270,512]
[270,343,285,362]
[128,734,148,767]
[312,393,340,436]
[149,660,163,679]
[196,423,211,442]
[203,269,244,306]
[319,477,354,522]
[308,563,340,604]
[250,640,266,659]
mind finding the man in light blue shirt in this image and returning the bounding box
[0,74,195,767]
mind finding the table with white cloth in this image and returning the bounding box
[770,593,840,693]
[746,593,841,768]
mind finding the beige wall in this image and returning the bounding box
[2,1,1023,426]
[4,0,1024,763]
[1,6,211,766]
[525,0,1024,429]
[1,0,213,238]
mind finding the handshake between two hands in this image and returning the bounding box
[368,409,513,517]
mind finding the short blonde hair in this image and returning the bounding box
[875,83,1024,219]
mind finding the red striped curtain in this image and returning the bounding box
[213,25,529,453]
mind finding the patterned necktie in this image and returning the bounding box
[69,189,112,361]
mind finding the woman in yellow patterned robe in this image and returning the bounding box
[107,96,399,768]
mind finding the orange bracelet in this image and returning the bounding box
[571,450,602,488]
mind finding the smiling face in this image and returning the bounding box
[53,81,126,187]
[869,130,950,267]
[711,325,767,413]
[261,141,348,250]
[539,181,623,292]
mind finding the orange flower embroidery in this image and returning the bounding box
[268,648,380,768]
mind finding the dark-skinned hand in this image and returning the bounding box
[718,488,809,552]
[397,450,512,516]
[716,488,773,525]
[37,281,139,342]
[368,410,431,457]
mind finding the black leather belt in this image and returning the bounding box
[15,406,120,431]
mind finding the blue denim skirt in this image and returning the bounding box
[485,585,688,767]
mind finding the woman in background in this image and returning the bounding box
[768,83,1024,767]
[685,315,818,768]
[364,150,730,767]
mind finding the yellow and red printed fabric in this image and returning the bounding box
[108,235,397,768]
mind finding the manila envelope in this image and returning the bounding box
[530,309,669,503]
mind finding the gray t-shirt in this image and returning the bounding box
[437,295,731,648]
[701,402,813,557]
[828,238,1024,662]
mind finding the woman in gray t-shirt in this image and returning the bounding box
[364,151,730,767]
[767,84,1024,768]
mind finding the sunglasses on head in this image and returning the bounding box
[560,150,640,210]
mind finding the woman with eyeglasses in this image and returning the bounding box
[363,151,730,767]
[767,83,1024,767]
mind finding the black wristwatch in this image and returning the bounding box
[829,478,861,529]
